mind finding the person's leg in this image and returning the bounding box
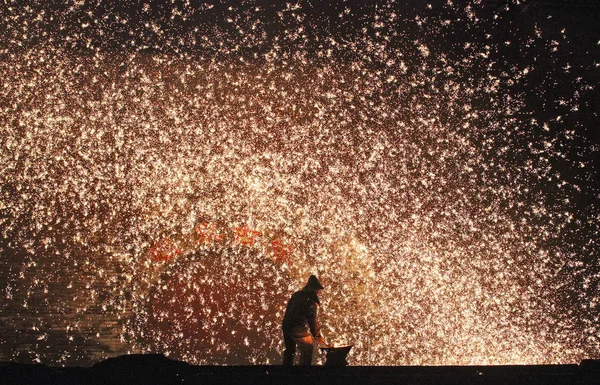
[282,333,296,366]
[295,334,314,366]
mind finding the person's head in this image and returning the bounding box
[304,274,324,293]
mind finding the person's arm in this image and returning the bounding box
[307,302,326,345]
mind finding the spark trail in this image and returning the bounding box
[0,0,598,366]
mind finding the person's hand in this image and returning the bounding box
[316,336,327,347]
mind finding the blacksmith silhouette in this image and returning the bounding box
[281,275,327,365]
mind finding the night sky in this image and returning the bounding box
[1,0,599,366]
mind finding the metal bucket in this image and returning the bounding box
[319,345,353,366]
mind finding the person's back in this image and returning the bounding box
[282,290,320,335]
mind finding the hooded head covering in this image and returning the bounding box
[304,274,324,291]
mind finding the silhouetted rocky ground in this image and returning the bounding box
[1,354,599,385]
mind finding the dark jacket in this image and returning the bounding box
[282,289,322,338]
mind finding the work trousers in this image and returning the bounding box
[282,330,314,366]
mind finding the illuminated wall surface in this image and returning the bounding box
[1,0,599,366]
